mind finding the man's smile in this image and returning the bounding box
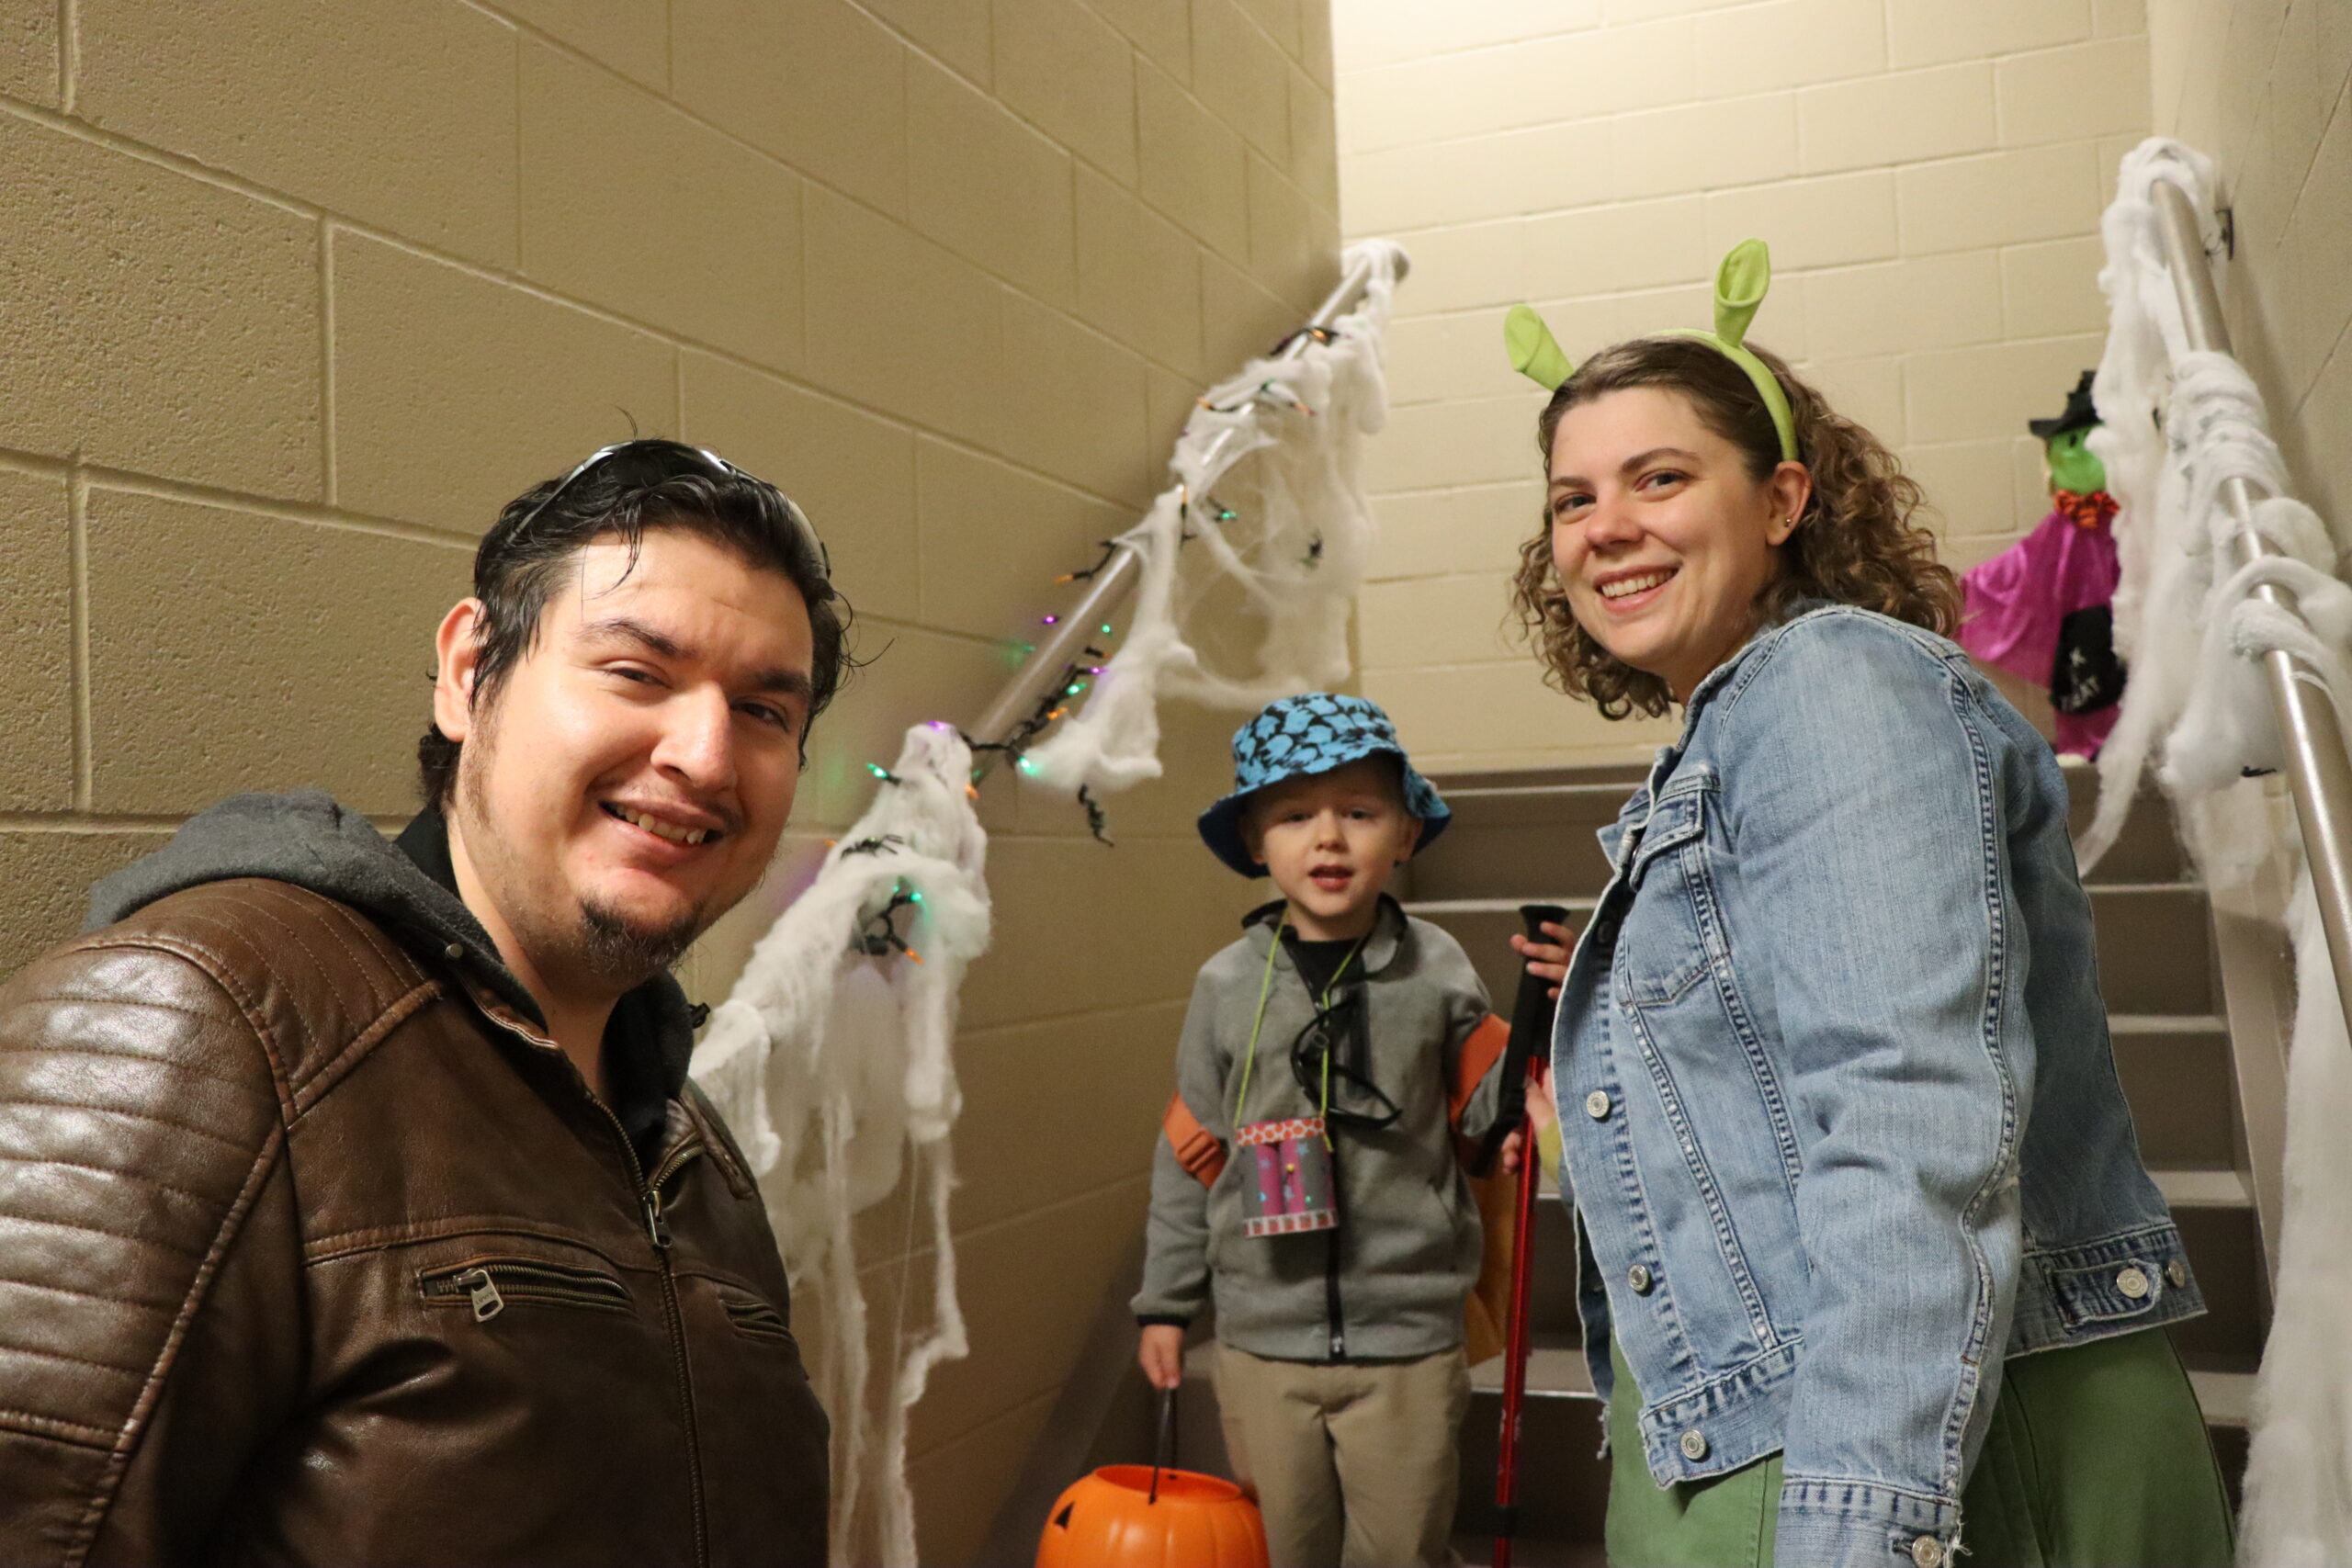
[598,798,727,849]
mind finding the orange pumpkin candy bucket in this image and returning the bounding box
[1035,1390,1268,1568]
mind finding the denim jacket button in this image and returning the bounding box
[1910,1536,1946,1568]
[1679,1429,1707,1461]
[1585,1090,1611,1121]
[1627,1264,1654,1294]
[2166,1258,2188,1288]
[2116,1265,2151,1300]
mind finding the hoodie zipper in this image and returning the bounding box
[477,1004,711,1568]
[1325,1145,1347,1359]
[1325,1234,1347,1359]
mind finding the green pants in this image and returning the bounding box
[1604,1328,2234,1567]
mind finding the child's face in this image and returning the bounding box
[1242,758,1423,941]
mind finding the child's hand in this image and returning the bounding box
[1526,1063,1558,1138]
[1510,919,1575,1000]
[1496,1068,1557,1175]
[1137,1324,1187,1390]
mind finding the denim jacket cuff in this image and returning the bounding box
[1777,1474,1959,1568]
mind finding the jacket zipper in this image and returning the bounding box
[477,1005,711,1568]
[594,1093,709,1568]
[421,1258,634,1320]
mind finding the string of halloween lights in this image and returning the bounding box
[695,240,1406,1568]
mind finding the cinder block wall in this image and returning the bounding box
[2147,2,2352,544]
[1333,0,2151,772]
[0,3,1338,1559]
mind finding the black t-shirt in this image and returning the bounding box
[1287,935,1362,1001]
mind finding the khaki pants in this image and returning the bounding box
[1214,1343,1470,1568]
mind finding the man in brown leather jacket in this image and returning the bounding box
[0,441,841,1565]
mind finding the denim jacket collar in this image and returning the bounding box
[1594,598,1838,871]
[1679,595,1838,731]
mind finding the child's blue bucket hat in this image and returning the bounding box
[1197,693,1452,877]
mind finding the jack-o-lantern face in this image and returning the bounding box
[1035,1464,1269,1568]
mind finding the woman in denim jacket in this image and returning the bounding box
[1502,279,2233,1567]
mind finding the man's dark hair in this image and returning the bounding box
[419,440,850,811]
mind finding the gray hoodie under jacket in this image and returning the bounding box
[84,789,699,1159]
[1133,897,1503,1362]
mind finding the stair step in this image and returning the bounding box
[1408,897,2218,1025]
[2110,1019,2236,1167]
[2154,1168,2252,1209]
[1404,897,1599,918]
[1405,899,1589,1004]
[2190,1369,2256,1429]
[1408,765,2185,904]
[1452,1533,1609,1567]
[1441,782,1645,807]
[1470,1347,1598,1402]
[1436,763,1650,792]
[2062,760,2187,884]
[2110,1013,2229,1033]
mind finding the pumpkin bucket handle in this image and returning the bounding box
[1148,1386,1180,1504]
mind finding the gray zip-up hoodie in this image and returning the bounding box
[1133,897,1502,1361]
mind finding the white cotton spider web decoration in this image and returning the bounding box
[1021,239,1405,797]
[692,723,988,1568]
[2080,138,2352,1564]
[689,241,1407,1566]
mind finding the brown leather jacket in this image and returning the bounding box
[0,825,827,1564]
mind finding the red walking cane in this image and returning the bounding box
[1491,903,1566,1568]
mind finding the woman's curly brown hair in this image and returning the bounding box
[1509,335,1959,718]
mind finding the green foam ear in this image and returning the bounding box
[1713,239,1770,348]
[1504,303,1575,391]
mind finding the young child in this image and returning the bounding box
[1132,693,1513,1568]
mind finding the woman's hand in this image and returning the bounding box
[1137,1324,1186,1390]
[1510,919,1575,999]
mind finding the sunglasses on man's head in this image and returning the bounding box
[509,438,833,589]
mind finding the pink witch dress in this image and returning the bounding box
[1956,490,2123,759]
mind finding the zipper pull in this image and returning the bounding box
[457,1267,504,1322]
[643,1190,672,1250]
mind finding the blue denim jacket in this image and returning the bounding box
[1552,605,2201,1568]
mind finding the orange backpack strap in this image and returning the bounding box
[1450,1012,1511,1133]
[1162,1092,1227,1189]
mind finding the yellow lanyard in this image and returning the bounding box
[1231,911,1365,1132]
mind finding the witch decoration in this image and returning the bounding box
[1955,371,2127,757]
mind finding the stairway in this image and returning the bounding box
[1396,757,2266,1562]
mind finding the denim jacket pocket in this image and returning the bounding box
[1614,787,1720,1008]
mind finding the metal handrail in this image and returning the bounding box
[965,246,1404,768]
[2149,180,2352,1044]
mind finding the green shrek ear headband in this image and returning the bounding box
[1503,238,1798,462]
